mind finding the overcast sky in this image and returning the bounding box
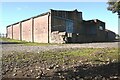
[0,2,118,34]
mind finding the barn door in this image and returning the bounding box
[66,20,73,43]
[66,20,73,33]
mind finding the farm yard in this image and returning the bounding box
[0,38,120,80]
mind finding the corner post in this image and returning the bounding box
[31,17,34,42]
[12,25,13,39]
[20,22,22,41]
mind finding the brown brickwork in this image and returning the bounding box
[7,25,13,39]
[34,14,49,43]
[21,19,33,42]
[12,23,20,40]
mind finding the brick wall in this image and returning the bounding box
[12,23,20,40]
[105,30,116,41]
[21,19,33,42]
[96,20,106,41]
[34,14,49,43]
[6,10,112,43]
[6,13,49,43]
[7,25,13,39]
[52,18,66,32]
[51,10,83,33]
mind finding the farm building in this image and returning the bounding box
[6,9,116,43]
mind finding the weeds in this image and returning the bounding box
[2,48,119,65]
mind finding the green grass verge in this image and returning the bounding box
[0,38,22,42]
[0,38,58,46]
[2,48,119,65]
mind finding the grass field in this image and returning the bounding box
[0,38,58,46]
[1,37,119,64]
[1,38,119,79]
[2,48,119,65]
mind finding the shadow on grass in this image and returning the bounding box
[0,41,26,44]
[0,41,59,46]
[42,62,120,80]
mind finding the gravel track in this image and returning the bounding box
[1,42,119,53]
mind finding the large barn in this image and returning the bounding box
[6,9,116,43]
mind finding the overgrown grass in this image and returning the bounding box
[2,48,119,65]
[0,38,22,42]
[0,38,58,46]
